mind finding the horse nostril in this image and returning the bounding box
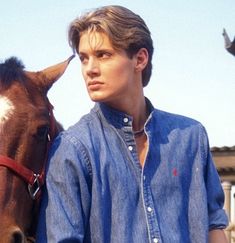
[11,229,25,243]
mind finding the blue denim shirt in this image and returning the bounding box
[36,100,228,243]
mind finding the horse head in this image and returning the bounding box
[0,55,74,242]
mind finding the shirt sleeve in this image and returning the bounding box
[201,126,229,230]
[36,133,92,242]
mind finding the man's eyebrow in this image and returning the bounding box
[78,51,85,56]
[79,47,114,54]
[78,51,89,59]
[95,48,113,53]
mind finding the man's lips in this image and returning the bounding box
[87,81,103,90]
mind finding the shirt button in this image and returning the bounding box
[147,207,152,212]
[128,146,133,151]
[153,238,158,243]
[123,117,129,123]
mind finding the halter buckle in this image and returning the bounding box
[28,174,41,200]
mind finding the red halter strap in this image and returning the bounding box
[0,155,44,197]
[0,100,56,200]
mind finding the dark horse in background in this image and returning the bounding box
[0,55,74,242]
[223,28,235,56]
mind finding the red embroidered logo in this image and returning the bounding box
[173,168,178,176]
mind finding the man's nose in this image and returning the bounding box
[86,58,100,77]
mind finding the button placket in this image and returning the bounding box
[142,173,162,243]
[122,116,140,164]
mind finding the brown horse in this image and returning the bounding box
[0,55,74,242]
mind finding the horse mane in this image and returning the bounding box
[0,57,26,89]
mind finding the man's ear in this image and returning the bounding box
[135,48,149,72]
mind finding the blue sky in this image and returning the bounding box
[1,0,235,147]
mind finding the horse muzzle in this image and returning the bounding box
[1,226,35,243]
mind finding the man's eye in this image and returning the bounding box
[79,55,88,64]
[97,52,112,59]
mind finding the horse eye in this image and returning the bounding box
[36,125,49,139]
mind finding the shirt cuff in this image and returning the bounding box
[209,208,229,230]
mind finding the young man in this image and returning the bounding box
[36,5,228,243]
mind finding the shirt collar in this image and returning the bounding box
[93,97,155,129]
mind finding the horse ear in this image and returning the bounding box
[40,55,75,90]
[26,55,75,91]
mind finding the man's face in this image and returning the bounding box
[78,31,140,108]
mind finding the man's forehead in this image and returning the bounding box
[79,31,113,52]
